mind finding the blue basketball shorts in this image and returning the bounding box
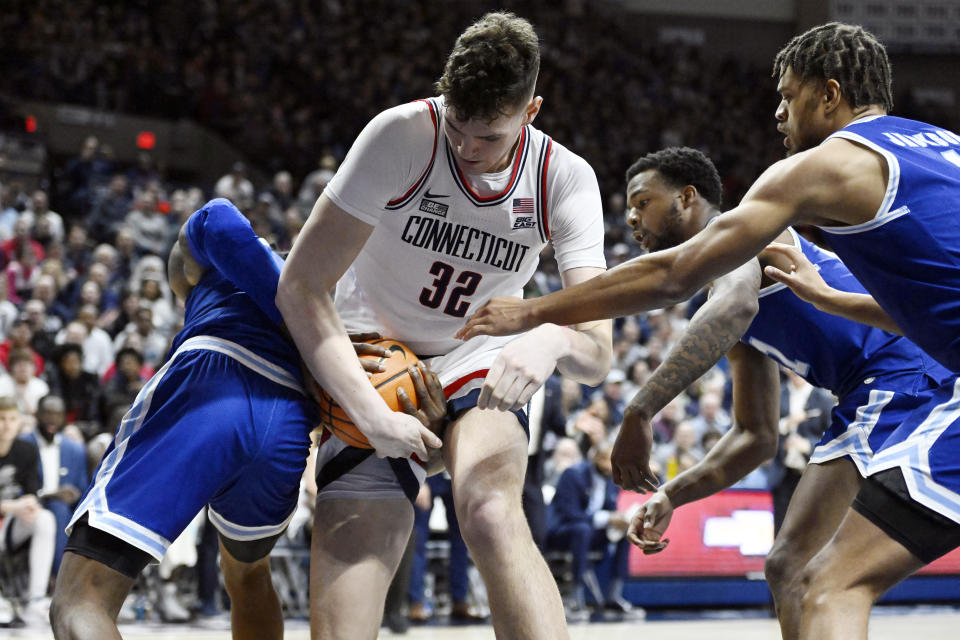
[810,373,945,476]
[866,376,960,524]
[67,336,317,561]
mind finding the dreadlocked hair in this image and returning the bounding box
[773,22,893,112]
[435,12,540,122]
[626,147,723,208]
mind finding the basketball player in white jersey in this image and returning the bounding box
[277,12,612,639]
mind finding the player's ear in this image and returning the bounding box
[522,96,543,126]
[823,78,842,115]
[680,184,698,209]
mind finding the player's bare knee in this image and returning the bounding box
[457,490,519,553]
[764,539,795,594]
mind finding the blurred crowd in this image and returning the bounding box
[1,0,956,627]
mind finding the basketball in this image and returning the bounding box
[315,338,420,448]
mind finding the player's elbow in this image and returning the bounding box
[749,426,779,464]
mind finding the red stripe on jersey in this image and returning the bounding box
[453,127,527,202]
[539,138,553,239]
[387,99,438,207]
[444,369,489,397]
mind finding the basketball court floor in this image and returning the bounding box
[10,608,960,639]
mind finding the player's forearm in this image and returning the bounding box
[526,252,691,329]
[546,322,613,385]
[629,287,758,420]
[276,273,390,425]
[662,426,777,508]
[815,289,903,335]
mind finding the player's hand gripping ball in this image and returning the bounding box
[314,338,420,448]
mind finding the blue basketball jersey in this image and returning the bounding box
[742,229,950,398]
[817,115,960,373]
[171,199,303,382]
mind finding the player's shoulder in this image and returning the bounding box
[371,99,440,135]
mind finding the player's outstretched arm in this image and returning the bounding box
[476,266,613,411]
[278,195,441,460]
[763,242,902,335]
[613,259,763,493]
[458,177,798,339]
[628,342,779,554]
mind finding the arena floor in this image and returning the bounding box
[9,608,960,639]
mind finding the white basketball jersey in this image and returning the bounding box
[333,98,604,355]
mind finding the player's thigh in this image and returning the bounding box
[803,508,922,598]
[774,458,862,560]
[443,404,529,498]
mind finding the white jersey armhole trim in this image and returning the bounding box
[818,130,904,235]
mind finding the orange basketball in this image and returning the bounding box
[314,338,420,448]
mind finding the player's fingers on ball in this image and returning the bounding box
[360,359,384,374]
[409,364,428,399]
[396,387,417,415]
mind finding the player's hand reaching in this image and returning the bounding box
[456,296,534,340]
[612,405,660,493]
[397,362,449,476]
[478,325,562,411]
[762,242,832,307]
[348,331,390,375]
[627,491,673,554]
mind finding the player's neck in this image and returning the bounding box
[690,205,721,237]
[488,134,523,174]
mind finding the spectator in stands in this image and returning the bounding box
[67,305,115,377]
[61,225,92,284]
[2,216,44,265]
[0,318,45,375]
[99,346,146,431]
[133,257,175,333]
[102,290,139,339]
[48,343,102,438]
[88,174,132,244]
[214,161,254,208]
[6,241,41,304]
[543,437,583,501]
[654,420,704,482]
[21,394,87,574]
[32,274,71,328]
[0,396,56,623]
[112,304,166,368]
[598,369,628,427]
[0,277,18,340]
[20,190,64,246]
[23,299,58,362]
[268,170,295,212]
[688,390,732,438]
[0,348,51,418]
[0,184,22,241]
[124,190,173,257]
[111,226,138,285]
[546,440,633,619]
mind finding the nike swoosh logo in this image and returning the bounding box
[424,190,449,199]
